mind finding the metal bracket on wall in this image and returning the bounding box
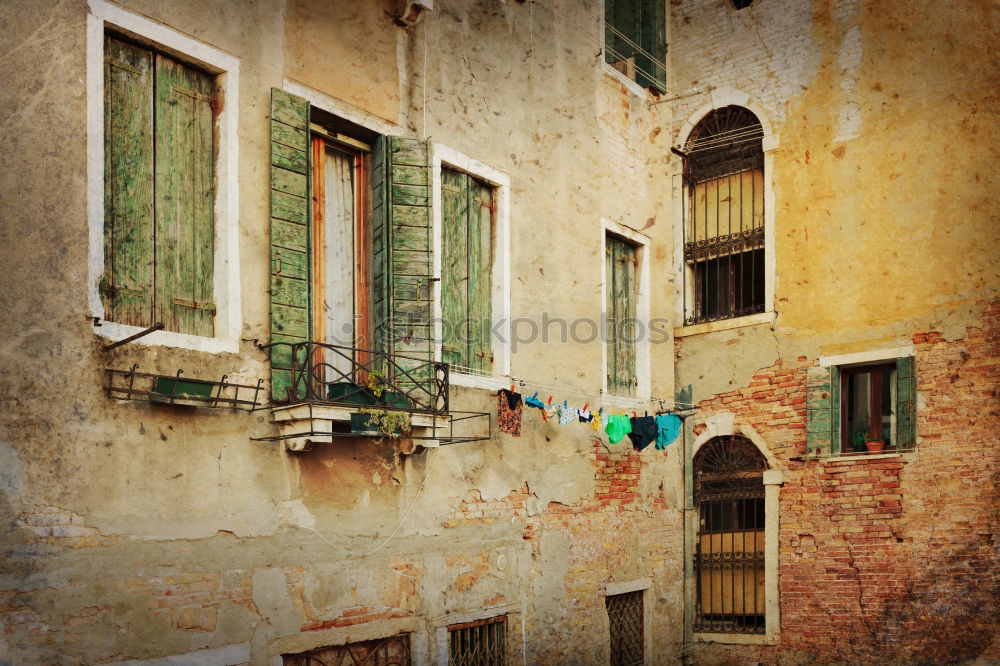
[101,322,165,352]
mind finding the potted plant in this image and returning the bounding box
[852,430,868,453]
[865,438,886,454]
[351,408,412,438]
[364,370,411,409]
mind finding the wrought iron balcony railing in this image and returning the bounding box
[265,340,449,414]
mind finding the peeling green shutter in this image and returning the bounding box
[895,356,916,450]
[806,366,833,456]
[638,0,666,93]
[468,177,493,374]
[154,54,215,337]
[441,169,493,374]
[606,236,637,396]
[102,36,154,328]
[441,168,468,369]
[269,89,311,401]
[372,136,433,398]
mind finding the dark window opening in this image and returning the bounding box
[730,0,754,9]
[840,363,896,453]
[449,615,506,666]
[692,248,764,322]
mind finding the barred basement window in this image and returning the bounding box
[694,436,767,634]
[282,634,410,666]
[449,615,506,666]
[607,591,644,666]
[682,106,765,325]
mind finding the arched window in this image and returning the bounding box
[682,106,765,325]
[693,435,767,634]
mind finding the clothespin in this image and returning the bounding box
[632,410,637,417]
[510,383,515,392]
[547,395,553,405]
[582,403,589,412]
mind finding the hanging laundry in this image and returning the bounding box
[627,416,657,452]
[591,408,603,431]
[605,412,632,445]
[557,400,575,425]
[525,392,545,409]
[655,413,682,450]
[577,406,593,423]
[497,389,522,437]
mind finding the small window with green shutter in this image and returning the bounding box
[606,234,639,397]
[806,356,917,457]
[603,0,667,93]
[441,167,494,376]
[102,33,217,337]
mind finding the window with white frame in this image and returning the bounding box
[88,0,240,351]
[432,147,510,386]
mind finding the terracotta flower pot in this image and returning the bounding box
[865,440,885,454]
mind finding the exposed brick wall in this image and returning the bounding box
[682,302,1000,663]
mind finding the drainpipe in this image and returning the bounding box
[675,385,696,665]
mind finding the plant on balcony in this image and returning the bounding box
[365,370,387,398]
[355,408,411,438]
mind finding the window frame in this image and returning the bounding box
[309,129,373,364]
[601,0,668,94]
[431,145,511,390]
[446,614,507,666]
[87,0,240,353]
[812,347,917,458]
[601,220,651,404]
[673,94,777,339]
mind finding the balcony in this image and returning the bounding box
[257,340,489,452]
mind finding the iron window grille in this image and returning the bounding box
[607,591,644,666]
[693,436,767,634]
[448,615,507,666]
[282,634,410,666]
[682,106,766,326]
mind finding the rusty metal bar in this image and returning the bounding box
[102,322,164,351]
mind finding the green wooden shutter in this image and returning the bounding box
[269,89,311,401]
[468,177,493,375]
[440,167,469,368]
[372,136,433,398]
[895,356,916,450]
[102,36,154,327]
[606,236,637,396]
[639,0,667,93]
[806,366,834,457]
[154,53,215,337]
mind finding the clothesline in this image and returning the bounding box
[496,385,686,452]
[507,374,698,412]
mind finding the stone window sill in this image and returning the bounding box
[674,311,776,338]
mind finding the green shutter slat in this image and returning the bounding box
[270,88,311,401]
[606,236,637,396]
[895,356,916,450]
[373,136,433,397]
[638,0,667,92]
[441,168,469,368]
[806,366,834,456]
[468,177,493,374]
[103,36,154,328]
[154,53,215,337]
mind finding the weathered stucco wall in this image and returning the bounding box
[0,0,681,663]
